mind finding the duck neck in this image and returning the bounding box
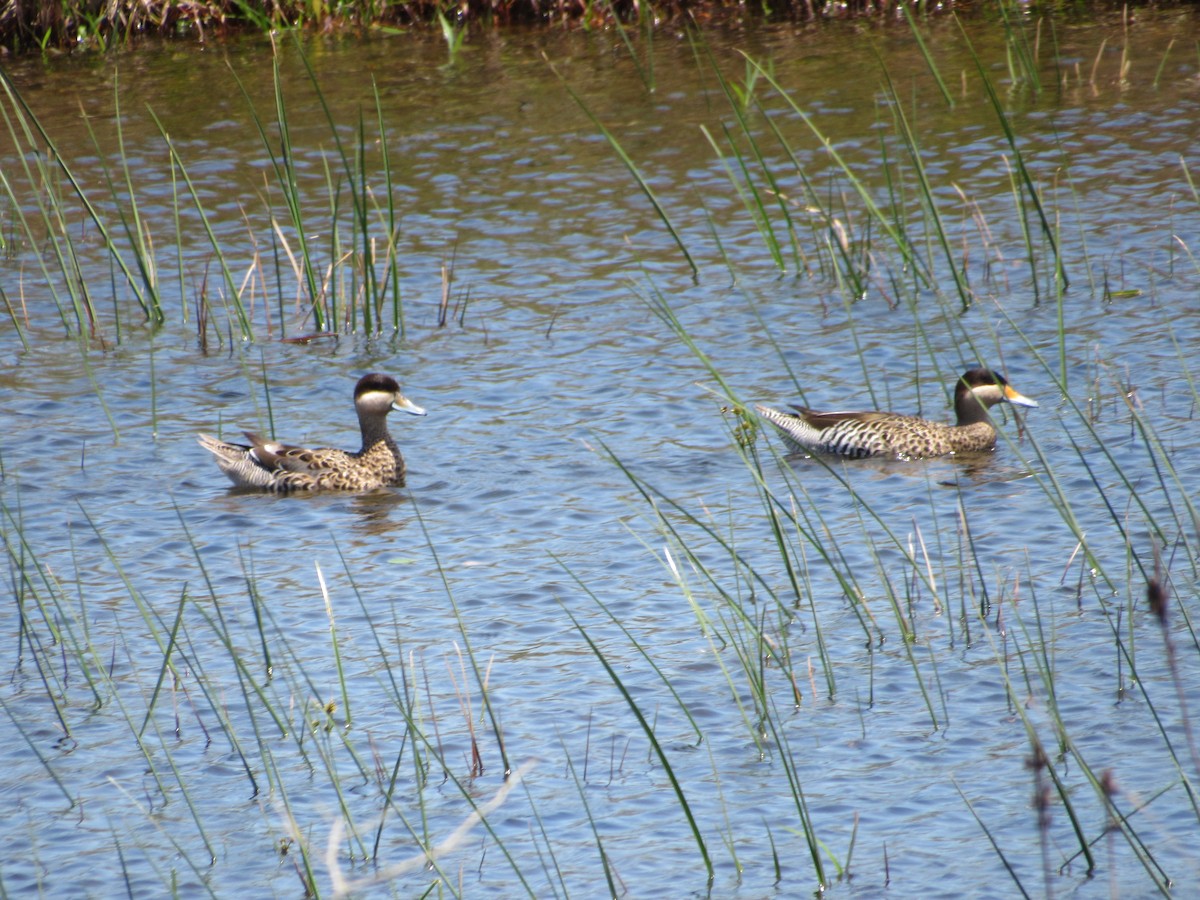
[954,393,992,427]
[359,414,395,454]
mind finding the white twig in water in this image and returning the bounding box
[324,759,536,897]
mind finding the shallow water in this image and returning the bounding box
[2,9,1199,898]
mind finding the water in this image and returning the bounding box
[2,10,1199,897]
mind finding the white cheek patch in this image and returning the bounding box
[358,390,395,406]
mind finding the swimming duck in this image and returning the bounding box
[755,367,1037,459]
[197,373,426,492]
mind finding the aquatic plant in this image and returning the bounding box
[0,7,1197,898]
[0,39,416,347]
[2,0,982,55]
[558,10,1199,894]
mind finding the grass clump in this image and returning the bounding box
[0,0,981,55]
[2,5,1198,897]
[556,10,1200,894]
[1,496,540,896]
[0,38,420,348]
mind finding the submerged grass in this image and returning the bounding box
[550,11,1200,894]
[1,37,418,348]
[1,497,541,895]
[2,7,1199,898]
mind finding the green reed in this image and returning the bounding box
[559,746,623,895]
[5,500,105,720]
[555,554,704,743]
[0,40,414,347]
[953,775,1032,897]
[0,490,562,895]
[4,71,166,336]
[565,602,716,880]
[0,70,101,339]
[84,73,168,334]
[566,17,1200,894]
[437,9,468,65]
[957,20,1069,301]
[412,500,511,779]
[3,0,955,54]
[554,64,697,279]
[689,34,801,275]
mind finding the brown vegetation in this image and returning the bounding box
[0,0,954,54]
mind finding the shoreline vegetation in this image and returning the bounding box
[1,0,1197,894]
[0,0,1158,57]
[4,0,924,55]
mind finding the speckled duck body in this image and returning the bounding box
[197,373,426,493]
[756,368,1038,460]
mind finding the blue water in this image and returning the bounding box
[2,11,1198,898]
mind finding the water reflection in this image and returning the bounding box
[1,10,1198,899]
[347,489,416,536]
[198,482,417,539]
[769,443,1031,482]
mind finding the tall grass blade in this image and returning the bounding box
[956,17,1068,297]
[373,78,405,337]
[549,61,697,278]
[563,606,714,881]
[606,0,654,92]
[147,108,254,340]
[0,692,75,805]
[995,0,1043,92]
[952,777,1032,899]
[411,500,511,777]
[900,3,955,107]
[552,554,703,742]
[876,60,971,309]
[741,53,932,292]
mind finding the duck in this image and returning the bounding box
[755,367,1038,460]
[197,373,426,492]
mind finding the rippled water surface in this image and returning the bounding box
[2,8,1199,898]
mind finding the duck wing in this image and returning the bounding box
[243,432,352,475]
[788,407,896,429]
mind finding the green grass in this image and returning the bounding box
[0,499,537,895]
[560,9,1198,893]
[2,0,983,55]
[0,38,417,349]
[1,6,1198,897]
